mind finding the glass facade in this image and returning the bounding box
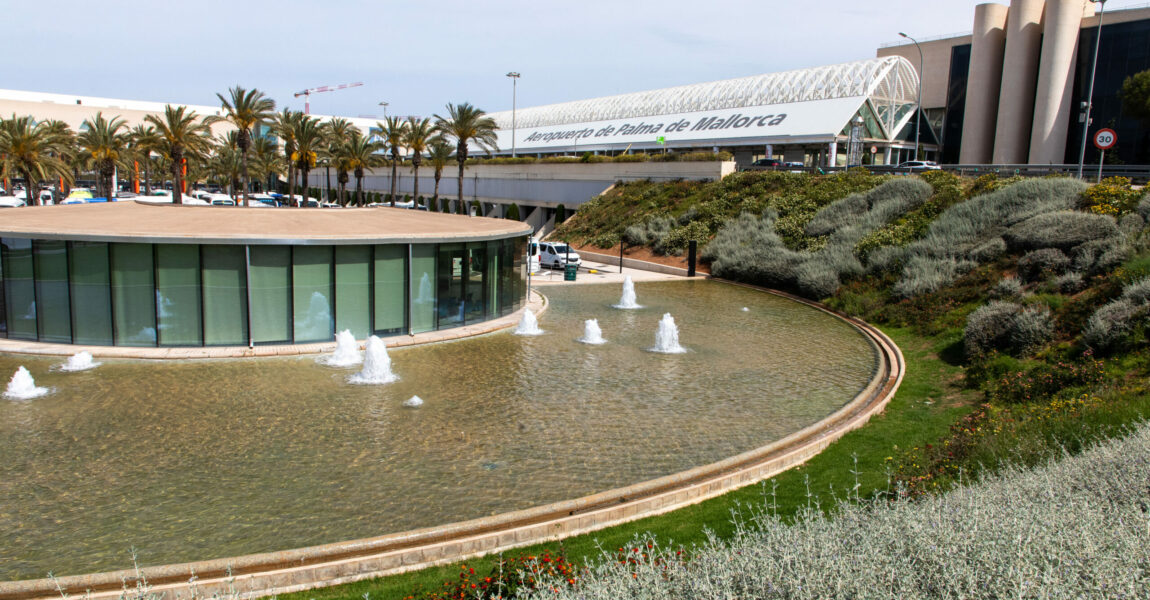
[1066,18,1150,165]
[0,237,526,346]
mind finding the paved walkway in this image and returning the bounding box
[530,259,690,286]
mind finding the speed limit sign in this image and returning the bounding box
[1093,128,1117,150]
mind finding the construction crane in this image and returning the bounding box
[293,82,363,114]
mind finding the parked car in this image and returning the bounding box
[531,241,581,270]
[896,160,942,171]
[751,158,784,168]
[0,196,26,208]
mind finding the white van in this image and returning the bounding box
[531,242,581,270]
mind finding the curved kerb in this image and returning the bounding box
[0,282,905,600]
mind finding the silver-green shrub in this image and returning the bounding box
[893,255,975,298]
[1083,277,1150,351]
[805,178,931,238]
[991,276,1022,298]
[1137,191,1150,221]
[526,424,1150,600]
[964,300,1021,357]
[1053,272,1084,294]
[1017,248,1071,283]
[1009,306,1054,355]
[970,237,1006,263]
[894,178,1086,297]
[1004,210,1120,252]
[1119,212,1145,235]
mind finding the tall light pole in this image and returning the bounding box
[378,101,388,119]
[1077,0,1107,179]
[899,32,924,162]
[506,72,520,157]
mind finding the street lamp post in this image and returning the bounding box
[1077,0,1107,179]
[899,32,924,163]
[378,101,388,119]
[506,72,520,158]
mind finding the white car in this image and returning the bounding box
[897,160,942,171]
[533,242,581,270]
[0,196,26,208]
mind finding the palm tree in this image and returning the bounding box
[211,132,245,200]
[325,118,355,204]
[404,117,435,206]
[77,112,130,201]
[129,124,161,195]
[144,105,213,204]
[270,108,302,205]
[0,114,74,206]
[250,136,282,193]
[345,131,383,206]
[433,103,498,216]
[208,86,275,206]
[377,116,408,206]
[292,115,323,207]
[426,136,453,208]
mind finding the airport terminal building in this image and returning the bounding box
[0,0,1147,170]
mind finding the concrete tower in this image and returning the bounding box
[1028,0,1087,164]
[992,0,1045,163]
[960,3,1010,164]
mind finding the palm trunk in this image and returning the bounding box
[172,151,183,205]
[144,159,152,195]
[456,158,465,216]
[22,170,37,206]
[412,163,420,205]
[300,166,310,207]
[287,153,296,207]
[389,156,398,207]
[241,148,250,207]
[434,168,441,206]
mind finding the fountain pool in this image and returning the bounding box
[0,279,877,580]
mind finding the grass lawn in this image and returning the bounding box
[279,326,978,600]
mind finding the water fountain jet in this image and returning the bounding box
[5,366,50,400]
[320,330,363,367]
[348,336,398,384]
[613,275,642,309]
[58,351,100,372]
[578,319,607,345]
[649,313,687,354]
[403,395,424,408]
[514,309,544,336]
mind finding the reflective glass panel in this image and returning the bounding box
[110,243,157,346]
[34,240,71,343]
[293,246,333,343]
[436,243,465,329]
[373,245,406,335]
[202,245,248,346]
[409,244,436,334]
[155,245,202,346]
[335,245,371,338]
[249,246,292,344]
[464,244,486,324]
[69,242,113,346]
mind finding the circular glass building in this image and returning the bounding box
[0,202,531,347]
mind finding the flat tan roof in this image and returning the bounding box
[0,201,532,244]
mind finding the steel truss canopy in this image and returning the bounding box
[485,56,921,153]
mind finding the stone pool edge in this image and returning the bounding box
[0,281,905,600]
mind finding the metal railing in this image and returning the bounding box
[741,163,1150,183]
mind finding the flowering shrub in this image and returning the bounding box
[407,550,582,600]
[1079,176,1141,216]
[893,394,1105,495]
[985,350,1106,404]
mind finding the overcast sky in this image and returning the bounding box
[4,1,1142,120]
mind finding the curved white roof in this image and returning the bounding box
[488,56,919,134]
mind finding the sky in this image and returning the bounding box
[4,0,1145,120]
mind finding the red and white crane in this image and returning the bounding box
[293,81,363,114]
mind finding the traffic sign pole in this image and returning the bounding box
[1092,129,1117,184]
